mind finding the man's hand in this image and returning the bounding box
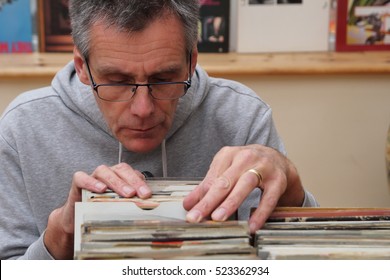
[43,163,151,259]
[183,144,305,233]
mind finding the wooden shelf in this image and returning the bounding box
[199,51,390,76]
[1,51,390,78]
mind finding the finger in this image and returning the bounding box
[111,163,152,198]
[185,147,254,222]
[211,169,260,221]
[69,171,107,202]
[135,170,147,180]
[248,181,284,234]
[92,163,151,198]
[183,177,212,210]
[183,147,236,210]
[186,174,235,223]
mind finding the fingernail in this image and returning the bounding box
[212,208,227,221]
[186,209,202,223]
[249,222,258,233]
[95,182,106,191]
[122,186,135,196]
[139,186,151,197]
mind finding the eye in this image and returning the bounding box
[110,80,128,84]
[150,77,170,83]
[149,70,182,83]
[105,74,132,84]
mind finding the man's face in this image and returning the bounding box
[78,15,195,153]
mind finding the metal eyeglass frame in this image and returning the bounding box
[84,52,192,102]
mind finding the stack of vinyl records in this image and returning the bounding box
[75,220,257,260]
[75,179,257,259]
[255,207,390,259]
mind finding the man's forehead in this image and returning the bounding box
[88,18,187,59]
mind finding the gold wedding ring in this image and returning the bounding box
[247,168,263,187]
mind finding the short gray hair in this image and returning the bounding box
[69,0,200,58]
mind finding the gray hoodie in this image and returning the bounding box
[0,62,317,259]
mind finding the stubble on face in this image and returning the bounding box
[87,15,188,153]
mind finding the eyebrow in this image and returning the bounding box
[95,62,183,78]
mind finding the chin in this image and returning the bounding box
[124,140,161,154]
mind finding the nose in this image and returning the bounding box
[128,85,154,118]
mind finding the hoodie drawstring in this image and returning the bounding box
[161,139,167,178]
[118,142,123,164]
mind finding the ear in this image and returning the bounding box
[190,47,198,75]
[73,46,90,85]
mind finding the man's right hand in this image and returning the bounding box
[43,163,151,259]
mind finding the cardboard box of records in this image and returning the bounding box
[74,178,256,259]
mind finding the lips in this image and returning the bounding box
[119,123,160,136]
[131,123,159,132]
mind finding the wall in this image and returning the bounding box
[1,72,390,208]
[1,77,52,113]
[235,73,390,207]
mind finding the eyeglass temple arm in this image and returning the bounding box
[84,58,98,88]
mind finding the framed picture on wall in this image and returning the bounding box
[38,0,73,52]
[336,0,390,51]
[198,0,230,53]
[236,0,330,53]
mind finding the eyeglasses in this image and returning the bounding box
[84,53,192,102]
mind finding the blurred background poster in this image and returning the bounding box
[38,0,73,52]
[236,0,331,53]
[198,0,230,53]
[0,0,33,53]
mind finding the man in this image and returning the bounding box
[0,0,318,260]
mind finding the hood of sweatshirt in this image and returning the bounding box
[51,61,209,145]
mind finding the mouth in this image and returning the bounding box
[120,123,160,136]
[133,123,160,132]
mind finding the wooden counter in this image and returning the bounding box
[1,51,390,78]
